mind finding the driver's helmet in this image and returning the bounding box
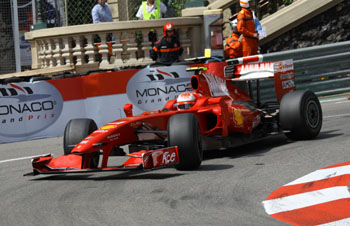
[177,92,196,110]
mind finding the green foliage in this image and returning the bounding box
[283,0,293,6]
[131,0,143,20]
[167,0,189,17]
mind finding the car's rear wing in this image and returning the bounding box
[225,57,296,103]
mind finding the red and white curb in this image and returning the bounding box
[263,162,350,226]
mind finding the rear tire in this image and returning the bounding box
[63,118,99,168]
[168,113,203,170]
[279,90,322,140]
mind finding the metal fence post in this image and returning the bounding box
[64,0,68,26]
[32,0,36,24]
[11,0,21,72]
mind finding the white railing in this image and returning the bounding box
[25,17,203,71]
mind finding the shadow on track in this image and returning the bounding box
[315,130,343,139]
[203,134,289,161]
[198,164,234,171]
[203,129,343,161]
[31,169,184,181]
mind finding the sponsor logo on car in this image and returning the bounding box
[233,108,244,127]
[0,82,63,137]
[79,140,89,144]
[162,151,177,165]
[126,65,193,111]
[100,125,117,130]
[107,133,120,141]
[109,121,127,125]
[282,80,295,89]
[280,72,294,80]
[239,62,274,75]
[93,130,108,133]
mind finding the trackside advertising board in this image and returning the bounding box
[0,65,196,143]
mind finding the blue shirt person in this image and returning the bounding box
[92,0,113,23]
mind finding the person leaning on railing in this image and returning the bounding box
[237,0,259,56]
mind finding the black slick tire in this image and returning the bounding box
[168,113,203,170]
[279,90,322,140]
[63,118,99,168]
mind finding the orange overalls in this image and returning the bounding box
[237,8,258,57]
[225,32,243,59]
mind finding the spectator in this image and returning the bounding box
[151,22,183,64]
[237,0,259,56]
[43,0,56,27]
[225,19,243,59]
[136,0,167,45]
[136,0,167,20]
[91,0,113,24]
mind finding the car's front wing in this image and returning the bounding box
[27,146,179,175]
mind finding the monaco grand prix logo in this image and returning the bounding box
[0,82,63,137]
[126,65,194,111]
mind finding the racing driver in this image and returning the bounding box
[176,92,199,110]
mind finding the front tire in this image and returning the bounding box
[279,90,322,140]
[168,113,203,170]
[63,118,99,168]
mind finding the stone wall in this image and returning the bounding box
[108,0,119,21]
[261,1,350,53]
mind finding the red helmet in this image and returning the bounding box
[163,22,175,37]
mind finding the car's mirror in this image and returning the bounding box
[124,104,133,117]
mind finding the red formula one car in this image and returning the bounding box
[29,58,322,175]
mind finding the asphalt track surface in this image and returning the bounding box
[0,95,349,226]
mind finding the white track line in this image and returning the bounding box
[0,154,50,164]
[320,98,348,103]
[335,101,350,104]
[324,113,350,119]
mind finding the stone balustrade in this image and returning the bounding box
[25,17,203,71]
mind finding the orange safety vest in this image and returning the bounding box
[237,8,258,57]
[225,33,243,59]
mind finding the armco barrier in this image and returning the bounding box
[251,41,350,101]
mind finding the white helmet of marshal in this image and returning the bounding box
[240,0,252,8]
[176,92,196,110]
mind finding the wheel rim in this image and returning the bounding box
[306,100,320,129]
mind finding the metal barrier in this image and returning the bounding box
[254,40,350,101]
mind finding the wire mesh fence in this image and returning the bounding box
[0,0,16,75]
